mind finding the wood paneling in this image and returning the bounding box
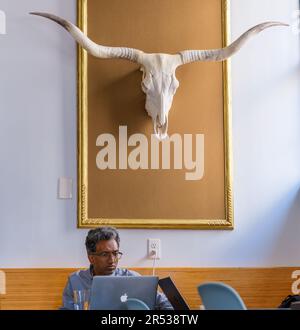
[0,268,298,310]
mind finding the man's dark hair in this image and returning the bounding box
[85,227,120,254]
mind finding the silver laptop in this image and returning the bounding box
[90,276,159,310]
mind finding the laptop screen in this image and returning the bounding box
[90,276,158,310]
[159,277,190,310]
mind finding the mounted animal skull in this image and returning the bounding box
[30,12,288,140]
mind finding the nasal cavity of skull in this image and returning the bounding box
[157,113,166,127]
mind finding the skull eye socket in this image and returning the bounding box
[170,78,179,93]
[141,81,150,92]
[141,73,153,93]
[173,78,179,89]
[166,75,179,95]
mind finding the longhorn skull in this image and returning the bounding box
[30,12,288,140]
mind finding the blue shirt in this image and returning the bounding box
[62,266,173,310]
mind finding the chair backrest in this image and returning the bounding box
[123,298,150,310]
[198,282,247,310]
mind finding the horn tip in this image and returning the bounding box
[29,12,50,18]
[270,21,290,27]
[275,21,290,26]
[29,12,69,30]
[29,12,43,15]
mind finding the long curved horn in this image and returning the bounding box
[30,12,144,63]
[179,21,289,64]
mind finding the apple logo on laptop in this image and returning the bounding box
[120,293,128,303]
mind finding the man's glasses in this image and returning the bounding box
[89,251,123,260]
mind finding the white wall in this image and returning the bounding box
[0,0,300,268]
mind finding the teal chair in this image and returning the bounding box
[198,282,247,310]
[123,298,150,310]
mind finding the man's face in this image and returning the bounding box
[88,239,119,276]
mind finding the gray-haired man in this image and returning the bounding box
[62,227,173,310]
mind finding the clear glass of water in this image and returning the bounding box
[73,289,91,310]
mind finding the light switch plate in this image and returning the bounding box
[58,177,73,199]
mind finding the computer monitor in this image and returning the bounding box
[158,277,190,310]
[90,276,159,310]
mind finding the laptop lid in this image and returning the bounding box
[158,277,190,310]
[90,276,159,310]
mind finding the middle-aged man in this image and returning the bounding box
[62,227,173,310]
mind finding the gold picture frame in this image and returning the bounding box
[77,0,233,229]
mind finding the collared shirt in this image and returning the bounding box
[62,266,173,310]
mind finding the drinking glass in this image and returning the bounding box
[73,289,91,310]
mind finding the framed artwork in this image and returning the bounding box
[77,0,233,229]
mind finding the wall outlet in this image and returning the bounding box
[148,238,161,259]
